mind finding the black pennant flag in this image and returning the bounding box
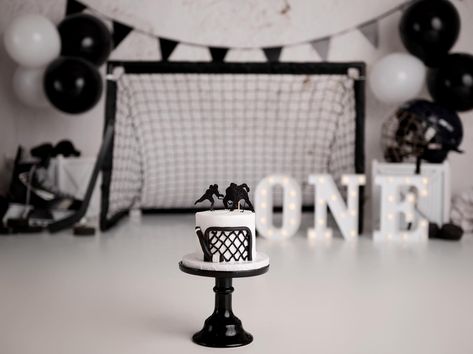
[209,47,228,63]
[112,21,133,49]
[159,38,178,61]
[263,47,282,62]
[65,0,87,16]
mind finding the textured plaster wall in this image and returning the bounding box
[1,0,472,197]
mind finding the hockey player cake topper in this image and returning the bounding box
[194,184,224,210]
[194,182,254,212]
[223,183,254,212]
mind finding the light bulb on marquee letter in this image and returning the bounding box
[373,175,428,241]
[308,174,365,240]
[255,175,302,240]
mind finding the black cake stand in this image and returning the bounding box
[179,261,269,347]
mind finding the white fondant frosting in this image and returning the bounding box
[195,210,256,262]
[182,252,269,271]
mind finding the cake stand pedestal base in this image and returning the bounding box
[179,262,269,348]
[193,277,252,347]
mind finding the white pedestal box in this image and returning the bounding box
[371,160,450,229]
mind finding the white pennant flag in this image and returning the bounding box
[359,20,379,48]
[311,37,330,61]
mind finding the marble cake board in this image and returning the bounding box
[181,252,269,273]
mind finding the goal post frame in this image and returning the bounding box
[101,61,365,231]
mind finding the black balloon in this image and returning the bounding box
[399,0,460,67]
[428,53,473,112]
[58,14,112,66]
[44,57,103,114]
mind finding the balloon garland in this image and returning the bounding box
[3,14,60,68]
[44,57,103,114]
[12,67,50,108]
[369,52,425,104]
[427,53,473,112]
[58,14,113,67]
[399,0,460,67]
[400,0,473,113]
[3,12,111,114]
[371,0,472,112]
[369,0,471,164]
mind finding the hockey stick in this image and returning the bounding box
[48,123,114,233]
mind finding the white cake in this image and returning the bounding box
[195,210,256,263]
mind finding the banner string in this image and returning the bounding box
[71,0,416,50]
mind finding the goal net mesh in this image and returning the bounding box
[206,227,252,262]
[104,63,362,223]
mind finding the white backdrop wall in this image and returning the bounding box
[1,0,473,197]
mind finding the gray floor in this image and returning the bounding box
[1,213,472,354]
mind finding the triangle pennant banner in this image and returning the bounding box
[63,2,390,58]
[359,20,379,48]
[311,37,330,61]
[159,38,178,61]
[209,47,229,63]
[65,0,87,16]
[113,21,133,49]
[263,47,282,62]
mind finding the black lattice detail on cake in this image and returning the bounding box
[205,226,253,262]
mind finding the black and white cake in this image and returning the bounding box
[182,183,269,271]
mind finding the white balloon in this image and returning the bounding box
[369,52,426,104]
[12,66,50,108]
[3,14,60,68]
